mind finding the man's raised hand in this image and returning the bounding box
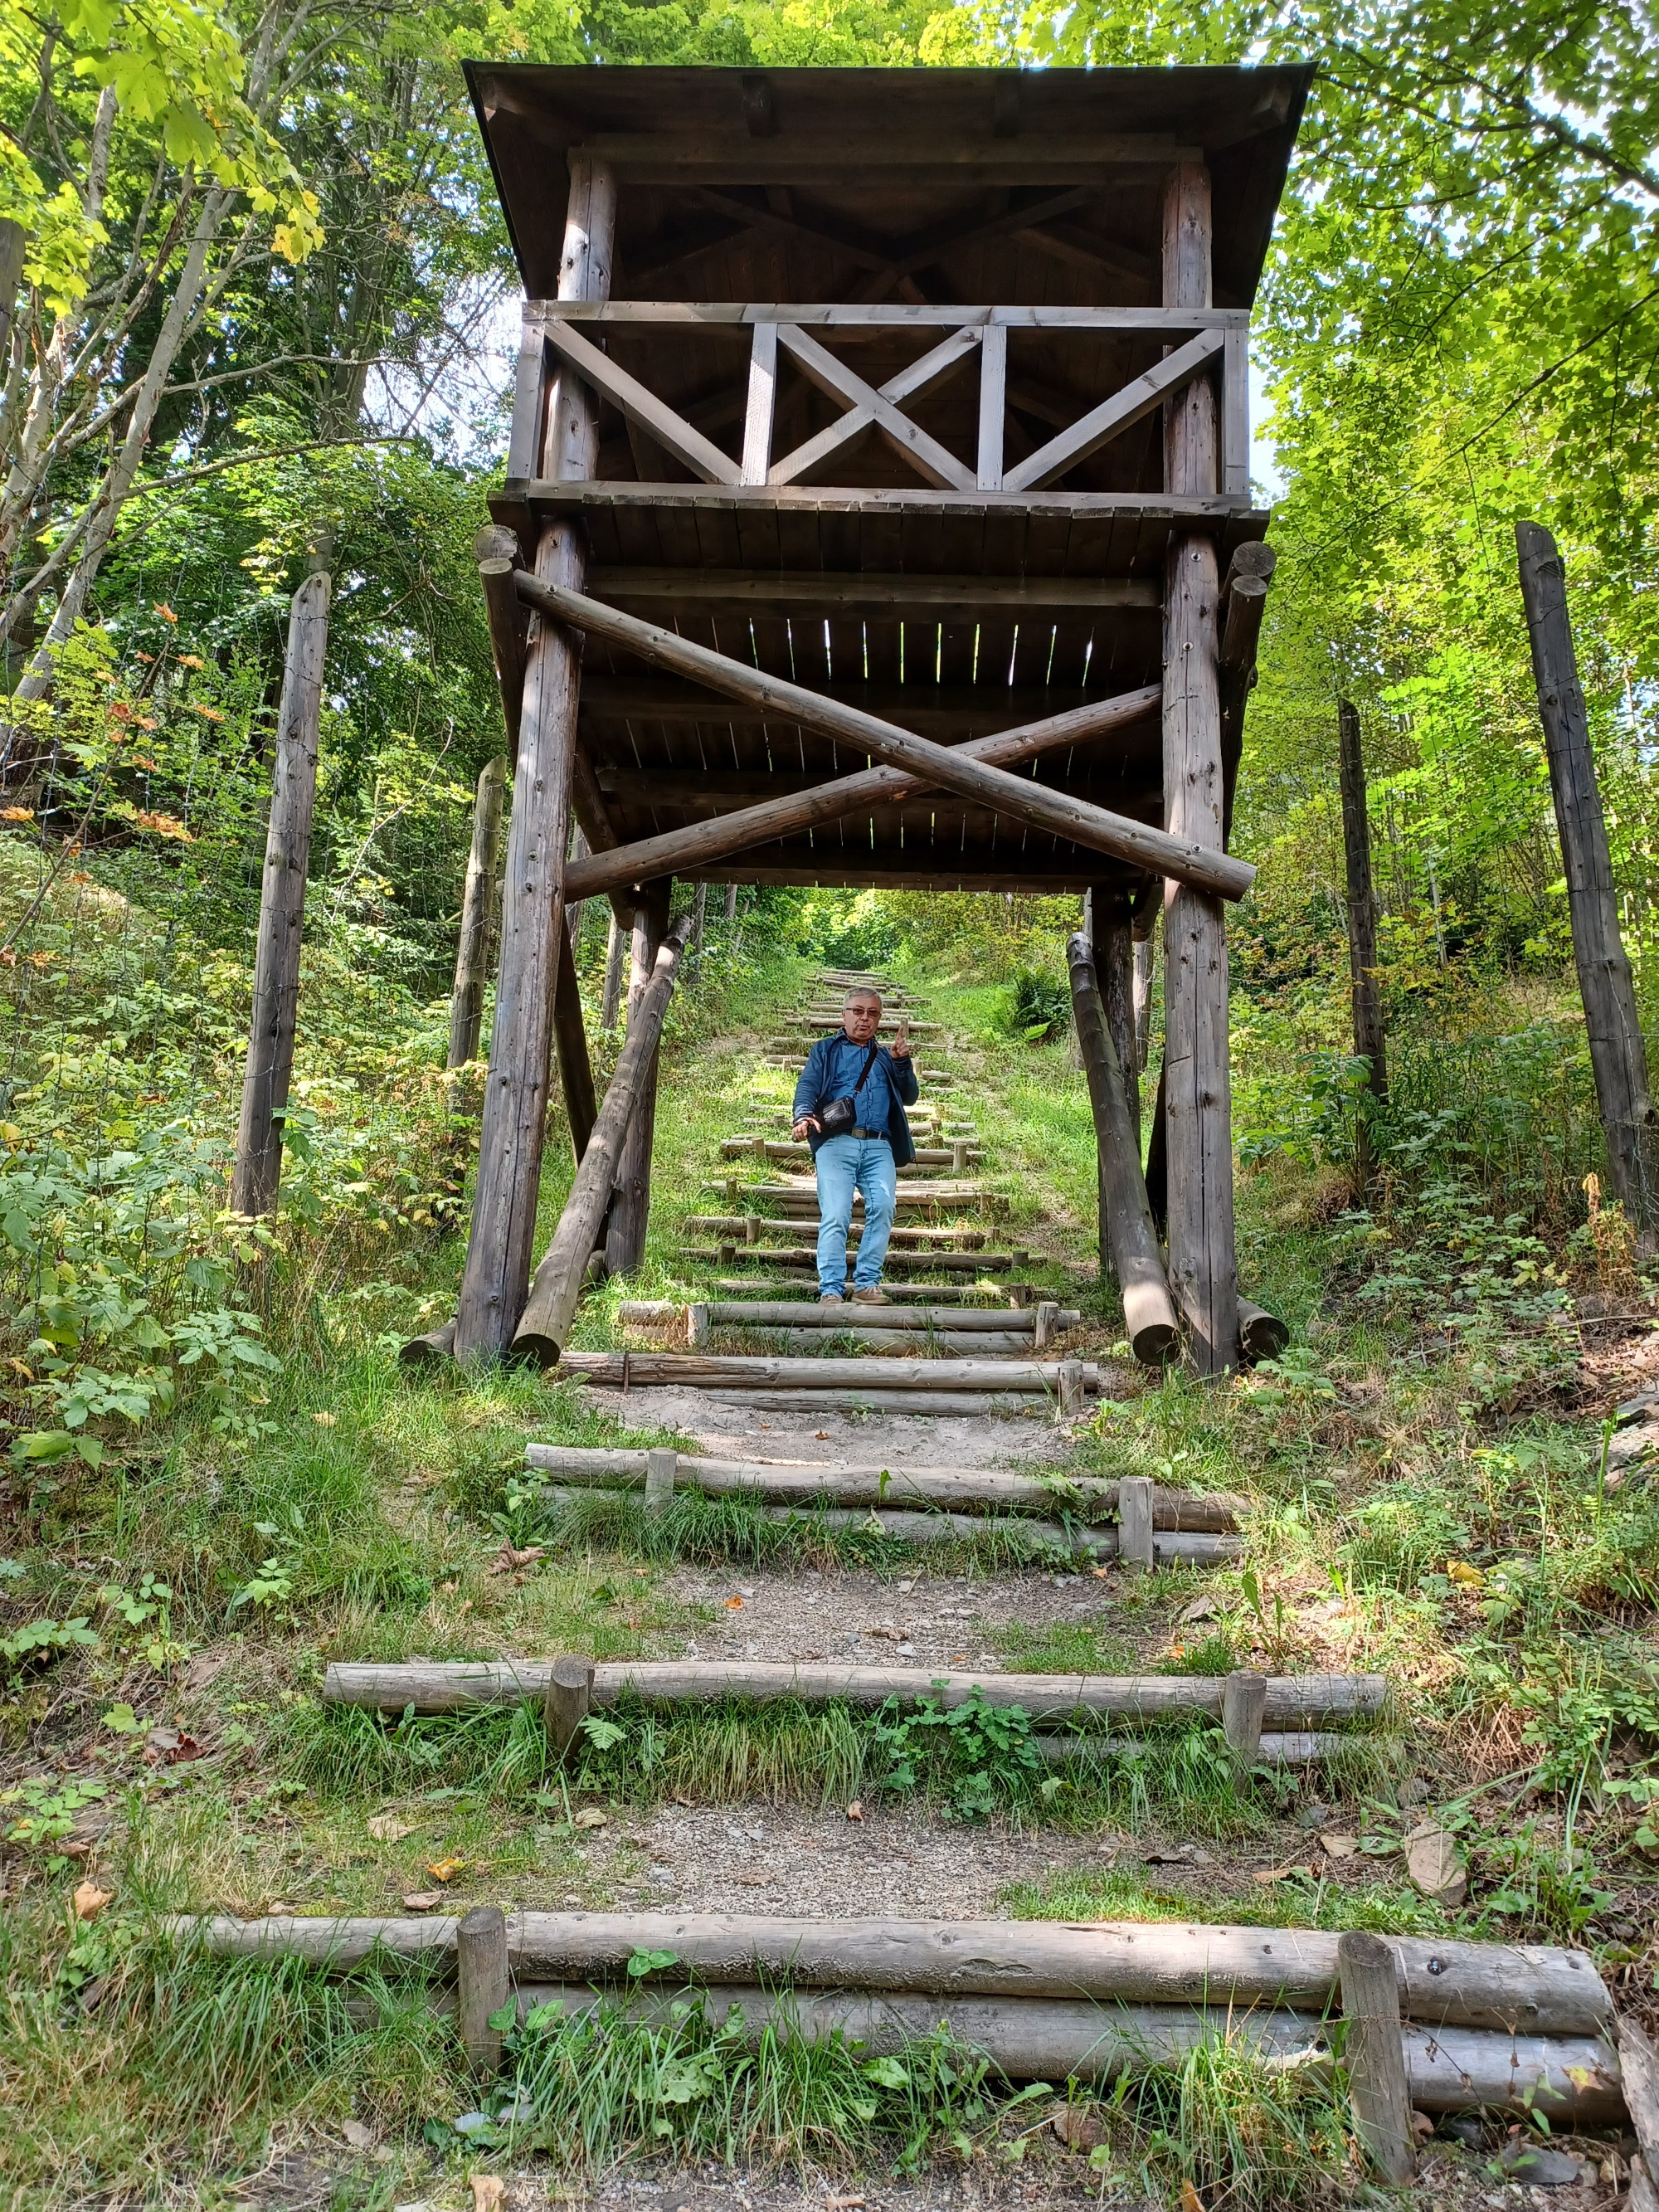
[890,1020,912,1059]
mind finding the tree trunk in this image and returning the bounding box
[231,572,330,1218]
[447,756,507,1070]
[1336,700,1387,1186]
[1516,521,1657,1235]
[605,881,674,1277]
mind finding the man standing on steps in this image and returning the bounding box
[791,987,918,1306]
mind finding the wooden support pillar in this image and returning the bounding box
[514,915,693,1364]
[1338,1932,1416,2184]
[552,917,597,1160]
[691,881,708,976]
[1161,158,1238,1376]
[601,908,625,1028]
[606,880,674,1278]
[1336,701,1387,1185]
[1517,520,1658,1235]
[724,884,738,924]
[454,154,615,1360]
[447,754,508,1072]
[232,571,331,1220]
[567,823,590,953]
[1092,889,1139,1128]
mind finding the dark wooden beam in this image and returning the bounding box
[580,675,1102,729]
[567,684,1163,900]
[524,568,1245,897]
[587,568,1159,613]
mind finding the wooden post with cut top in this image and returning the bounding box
[1338,1931,1416,2183]
[232,570,331,1220]
[1517,520,1657,1236]
[453,154,615,1360]
[606,879,674,1277]
[1161,158,1239,1376]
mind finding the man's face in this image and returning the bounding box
[843,994,881,1042]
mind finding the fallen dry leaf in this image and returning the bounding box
[313,1411,338,1428]
[72,1882,111,1921]
[724,1595,744,1610]
[825,2196,865,2210]
[845,1800,864,1821]
[1318,1832,1360,1860]
[815,1430,831,1440]
[469,2177,505,2212]
[341,2118,373,2150]
[1252,1864,1313,1886]
[425,1856,467,1882]
[1089,1566,1112,1580]
[573,1806,608,1830]
[1181,2183,1205,2212]
[1404,1822,1467,1907]
[401,1890,445,1911]
[367,1813,419,1843]
[489,1542,547,1574]
[1179,1594,1221,1623]
[265,1900,295,1915]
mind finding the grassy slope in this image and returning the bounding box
[2,942,1657,2204]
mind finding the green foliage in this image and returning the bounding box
[1001,967,1072,1045]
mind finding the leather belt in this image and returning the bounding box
[850,1126,888,1141]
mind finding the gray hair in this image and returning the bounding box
[844,986,883,1009]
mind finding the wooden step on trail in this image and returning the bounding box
[523,1450,1238,1561]
[687,1216,1020,1252]
[163,1908,1624,2120]
[524,1447,1242,1527]
[557,1352,1100,1401]
[615,1298,1079,1349]
[706,1279,1034,1304]
[680,1245,1031,1275]
[709,1179,1002,1211]
[722,1138,985,1167]
[324,1657,1380,1732]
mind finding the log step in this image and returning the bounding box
[679,1246,1030,1274]
[557,1352,1102,1393]
[699,1302,1080,1333]
[722,1140,985,1167]
[324,1659,1384,1729]
[523,1446,1243,1527]
[708,1279,1034,1305]
[694,1388,1056,1413]
[537,1484,1233,1554]
[687,1218,1019,1251]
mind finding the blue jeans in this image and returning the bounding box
[814,1135,898,1294]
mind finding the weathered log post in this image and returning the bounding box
[1517,521,1658,1238]
[1218,541,1276,845]
[605,880,674,1277]
[447,755,508,1074]
[1161,158,1239,1374]
[1336,701,1387,1185]
[1069,935,1179,1367]
[724,884,738,924]
[1092,889,1139,1125]
[513,914,693,1366]
[231,571,331,1220]
[567,824,590,953]
[458,1905,511,2075]
[454,154,615,1358]
[1339,1931,1416,2183]
[691,882,708,976]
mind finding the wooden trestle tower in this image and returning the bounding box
[450,62,1308,1376]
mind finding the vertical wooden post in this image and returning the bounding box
[645,1445,677,1512]
[1093,889,1139,1127]
[1161,159,1238,1376]
[724,884,738,924]
[457,1905,511,2075]
[455,156,615,1359]
[232,571,330,1220]
[1132,935,1154,1075]
[605,881,674,1277]
[1338,1932,1416,2184]
[1336,701,1387,1184]
[543,1654,593,1756]
[1118,1474,1155,1570]
[1221,1670,1267,1773]
[741,321,777,484]
[1058,1357,1084,1415]
[447,755,508,1072]
[691,881,708,975]
[976,322,1006,490]
[1517,521,1658,1235]
[601,907,625,1027]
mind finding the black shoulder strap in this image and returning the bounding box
[856,1039,881,1090]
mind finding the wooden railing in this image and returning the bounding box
[508,302,1249,498]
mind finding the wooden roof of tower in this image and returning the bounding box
[467,63,1309,895]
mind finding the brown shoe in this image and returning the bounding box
[820,1291,845,1304]
[849,1286,889,1304]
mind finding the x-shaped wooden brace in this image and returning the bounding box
[768,322,981,491]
